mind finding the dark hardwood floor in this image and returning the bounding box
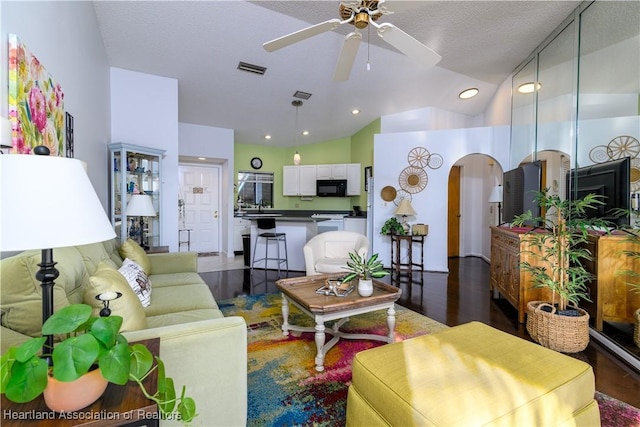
[200,256,640,409]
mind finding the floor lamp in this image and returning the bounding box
[125,194,156,250]
[0,151,116,364]
[489,184,503,225]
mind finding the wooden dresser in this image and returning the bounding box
[490,226,640,329]
[489,226,552,323]
[579,232,640,331]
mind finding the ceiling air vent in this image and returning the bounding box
[237,62,267,75]
[293,91,312,100]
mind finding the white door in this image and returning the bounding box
[179,164,221,253]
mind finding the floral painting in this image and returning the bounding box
[8,33,65,156]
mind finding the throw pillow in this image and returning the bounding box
[118,239,151,274]
[118,258,152,307]
[83,261,148,332]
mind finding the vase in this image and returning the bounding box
[357,279,373,297]
[43,368,108,412]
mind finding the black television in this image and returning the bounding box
[502,161,542,224]
[566,157,630,226]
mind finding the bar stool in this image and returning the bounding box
[250,218,288,276]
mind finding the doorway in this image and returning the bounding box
[178,164,221,254]
[447,166,461,257]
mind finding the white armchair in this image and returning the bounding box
[303,231,369,276]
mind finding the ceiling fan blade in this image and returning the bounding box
[263,19,343,52]
[333,32,362,82]
[375,22,441,68]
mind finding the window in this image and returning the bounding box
[237,171,274,208]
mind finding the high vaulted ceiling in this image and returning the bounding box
[93,0,581,147]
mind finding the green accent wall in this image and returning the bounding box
[234,119,379,212]
[350,119,380,209]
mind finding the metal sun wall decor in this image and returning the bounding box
[8,34,65,156]
[589,135,640,191]
[395,147,443,201]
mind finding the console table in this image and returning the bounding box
[390,234,425,283]
[490,226,640,328]
[1,338,160,427]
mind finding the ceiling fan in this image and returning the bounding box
[263,0,441,81]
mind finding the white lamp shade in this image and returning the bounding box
[0,154,116,251]
[293,151,301,165]
[125,194,157,217]
[488,185,503,203]
[394,199,417,216]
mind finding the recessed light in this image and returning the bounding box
[518,82,542,94]
[198,157,206,160]
[264,134,271,140]
[301,130,309,136]
[351,109,361,115]
[459,88,479,99]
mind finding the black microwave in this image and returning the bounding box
[316,179,347,197]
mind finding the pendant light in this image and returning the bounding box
[292,100,302,165]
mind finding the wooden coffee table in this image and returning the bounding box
[276,273,402,372]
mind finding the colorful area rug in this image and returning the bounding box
[219,293,640,427]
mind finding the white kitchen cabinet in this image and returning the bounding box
[233,217,250,253]
[316,164,347,180]
[283,165,317,196]
[347,163,361,195]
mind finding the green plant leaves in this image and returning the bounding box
[177,396,197,423]
[51,334,100,381]
[129,343,153,379]
[99,343,131,385]
[91,316,123,349]
[14,337,47,363]
[42,304,93,335]
[4,356,48,403]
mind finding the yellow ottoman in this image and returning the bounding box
[346,321,600,426]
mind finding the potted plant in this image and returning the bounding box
[381,217,405,235]
[511,189,611,353]
[341,252,389,297]
[0,304,196,424]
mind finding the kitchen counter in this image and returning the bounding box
[246,216,327,271]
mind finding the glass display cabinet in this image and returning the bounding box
[109,143,165,247]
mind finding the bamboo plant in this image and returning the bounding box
[511,189,612,312]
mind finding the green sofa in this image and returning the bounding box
[0,239,247,426]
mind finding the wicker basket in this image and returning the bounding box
[634,308,640,349]
[526,301,590,353]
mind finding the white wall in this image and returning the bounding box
[110,68,179,250]
[179,122,235,257]
[0,2,111,209]
[373,126,510,272]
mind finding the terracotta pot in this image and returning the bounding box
[358,279,373,297]
[43,368,109,412]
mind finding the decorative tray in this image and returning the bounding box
[316,279,354,297]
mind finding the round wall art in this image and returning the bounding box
[399,166,427,194]
[380,185,397,202]
[393,189,412,206]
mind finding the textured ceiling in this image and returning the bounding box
[93,0,582,147]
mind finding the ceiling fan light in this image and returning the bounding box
[354,12,369,29]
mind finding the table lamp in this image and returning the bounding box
[125,194,156,249]
[0,151,116,363]
[394,199,417,233]
[488,184,503,225]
